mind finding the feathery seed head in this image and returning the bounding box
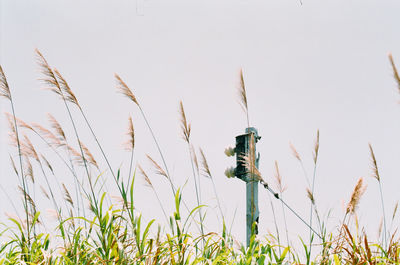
[138,164,153,188]
[368,143,380,182]
[289,142,301,161]
[32,123,63,147]
[79,141,99,169]
[22,135,40,162]
[306,188,315,205]
[115,73,139,106]
[47,114,66,141]
[24,157,34,183]
[346,178,367,215]
[10,155,19,176]
[18,186,36,212]
[67,145,85,167]
[241,154,263,182]
[179,101,191,143]
[16,117,33,131]
[199,148,211,178]
[392,201,398,221]
[62,183,74,206]
[389,53,400,93]
[124,116,135,151]
[36,49,62,96]
[146,154,168,179]
[0,65,11,100]
[313,130,320,164]
[5,118,18,148]
[5,113,16,137]
[46,209,60,220]
[274,161,287,193]
[238,68,248,113]
[40,186,50,200]
[54,68,80,107]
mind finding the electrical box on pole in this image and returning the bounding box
[225,127,261,247]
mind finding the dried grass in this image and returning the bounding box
[393,201,399,221]
[199,148,211,178]
[115,73,139,106]
[24,157,34,183]
[32,122,63,147]
[346,178,367,215]
[389,53,400,93]
[79,141,99,169]
[0,65,11,100]
[238,69,248,114]
[289,142,301,162]
[306,188,315,205]
[124,116,135,151]
[36,49,62,95]
[40,186,50,200]
[138,164,153,188]
[179,101,191,142]
[313,130,320,164]
[9,155,19,176]
[48,114,66,141]
[63,183,74,206]
[238,69,249,126]
[54,69,80,107]
[274,161,287,193]
[146,154,168,179]
[368,143,380,182]
[22,135,40,162]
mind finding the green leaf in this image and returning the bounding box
[280,246,289,262]
[333,254,340,265]
[140,219,155,254]
[175,188,181,220]
[183,204,205,230]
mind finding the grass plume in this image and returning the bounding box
[238,69,250,127]
[115,73,139,106]
[369,143,387,248]
[146,154,169,179]
[0,66,11,100]
[389,53,400,92]
[125,116,135,184]
[346,178,367,216]
[179,101,191,143]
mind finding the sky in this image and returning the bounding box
[1,0,400,251]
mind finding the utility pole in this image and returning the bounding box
[226,127,261,247]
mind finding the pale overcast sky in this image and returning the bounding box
[1,0,400,247]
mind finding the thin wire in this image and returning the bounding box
[260,180,322,240]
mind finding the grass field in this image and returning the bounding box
[0,50,400,264]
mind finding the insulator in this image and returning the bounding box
[224,146,235,157]
[224,167,235,178]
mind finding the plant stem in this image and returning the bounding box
[378,181,387,249]
[9,96,31,245]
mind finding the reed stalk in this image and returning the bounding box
[309,130,320,257]
[0,65,31,247]
[368,143,387,249]
[35,50,99,216]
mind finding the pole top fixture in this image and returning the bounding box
[245,127,261,142]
